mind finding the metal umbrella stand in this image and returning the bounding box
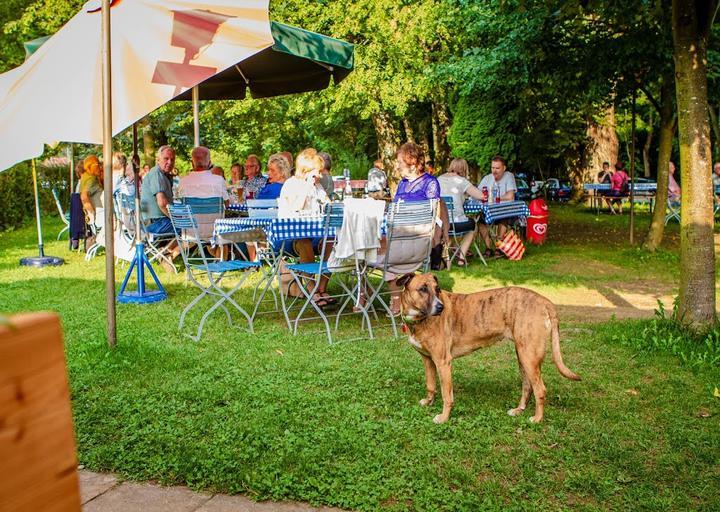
[117,125,167,304]
[19,158,64,267]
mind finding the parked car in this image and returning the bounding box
[530,179,544,194]
[515,178,532,201]
[544,178,572,202]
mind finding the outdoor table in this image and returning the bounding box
[463,200,530,223]
[583,183,657,213]
[214,216,332,246]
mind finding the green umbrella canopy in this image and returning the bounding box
[24,21,354,100]
[175,21,354,100]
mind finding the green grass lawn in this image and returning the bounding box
[1,207,718,511]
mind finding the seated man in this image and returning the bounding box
[476,155,516,257]
[140,145,180,270]
[177,146,229,257]
[366,159,389,200]
[604,162,629,214]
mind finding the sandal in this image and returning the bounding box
[483,249,493,258]
[311,294,330,308]
[494,249,504,258]
[320,293,337,305]
[352,292,367,313]
[456,255,467,267]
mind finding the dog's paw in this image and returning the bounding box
[507,407,525,417]
[419,397,434,407]
[528,415,543,423]
[432,414,448,424]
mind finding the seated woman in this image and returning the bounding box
[278,148,332,306]
[80,155,104,230]
[437,158,485,266]
[257,153,291,200]
[604,162,629,214]
[384,142,442,314]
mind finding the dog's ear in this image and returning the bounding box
[432,274,439,286]
[396,273,416,288]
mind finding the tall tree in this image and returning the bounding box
[672,0,718,327]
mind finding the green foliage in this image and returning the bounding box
[0,163,34,230]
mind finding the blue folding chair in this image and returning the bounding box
[664,198,681,225]
[367,199,438,337]
[441,196,486,267]
[168,204,262,341]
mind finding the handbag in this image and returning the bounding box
[496,231,525,261]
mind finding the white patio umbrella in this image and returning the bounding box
[0,0,275,346]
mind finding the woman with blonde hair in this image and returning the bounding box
[111,152,127,192]
[437,157,485,266]
[277,148,332,306]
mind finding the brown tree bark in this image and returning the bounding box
[569,106,619,198]
[139,117,155,167]
[672,0,717,328]
[643,78,675,252]
[643,113,654,178]
[431,100,451,172]
[372,111,402,191]
[403,118,416,143]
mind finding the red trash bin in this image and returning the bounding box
[526,198,549,244]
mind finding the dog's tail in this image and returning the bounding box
[549,308,581,381]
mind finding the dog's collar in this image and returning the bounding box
[400,311,426,333]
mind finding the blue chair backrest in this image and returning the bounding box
[389,199,436,228]
[177,196,224,215]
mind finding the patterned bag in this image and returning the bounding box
[496,231,525,261]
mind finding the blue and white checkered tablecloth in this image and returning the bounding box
[226,203,248,213]
[463,200,530,224]
[214,217,332,246]
[583,183,657,192]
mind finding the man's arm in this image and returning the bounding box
[156,192,170,217]
[501,189,515,201]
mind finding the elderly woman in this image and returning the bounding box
[80,155,104,227]
[437,158,485,266]
[258,153,291,200]
[278,148,332,306]
[111,152,127,192]
[394,142,440,201]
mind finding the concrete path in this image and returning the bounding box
[79,471,346,512]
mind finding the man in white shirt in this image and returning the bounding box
[177,147,229,256]
[477,155,517,256]
[178,146,229,203]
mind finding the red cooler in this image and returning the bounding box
[526,198,549,244]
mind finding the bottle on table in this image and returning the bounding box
[344,168,352,197]
[493,184,500,203]
[482,186,489,203]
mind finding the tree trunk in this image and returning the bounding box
[372,111,402,191]
[709,105,720,161]
[431,100,451,172]
[643,113,654,178]
[643,78,675,252]
[403,118,416,143]
[569,106,619,198]
[672,0,717,328]
[419,115,432,164]
[139,117,155,167]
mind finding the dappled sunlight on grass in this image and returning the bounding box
[1,209,718,511]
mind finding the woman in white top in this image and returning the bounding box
[278,148,332,306]
[437,158,485,266]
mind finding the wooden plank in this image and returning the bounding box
[0,313,81,512]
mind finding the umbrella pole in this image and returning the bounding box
[192,85,200,146]
[19,159,64,267]
[102,0,116,348]
[117,123,167,305]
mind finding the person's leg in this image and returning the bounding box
[388,279,401,315]
[476,223,492,254]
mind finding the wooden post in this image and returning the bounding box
[101,0,116,347]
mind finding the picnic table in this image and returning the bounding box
[463,200,530,223]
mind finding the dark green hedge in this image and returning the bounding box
[0,163,70,231]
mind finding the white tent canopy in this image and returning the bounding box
[0,0,274,172]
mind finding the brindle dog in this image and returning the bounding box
[397,273,581,424]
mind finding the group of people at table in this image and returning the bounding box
[76,142,524,315]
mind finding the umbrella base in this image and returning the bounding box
[20,255,65,267]
[117,290,167,304]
